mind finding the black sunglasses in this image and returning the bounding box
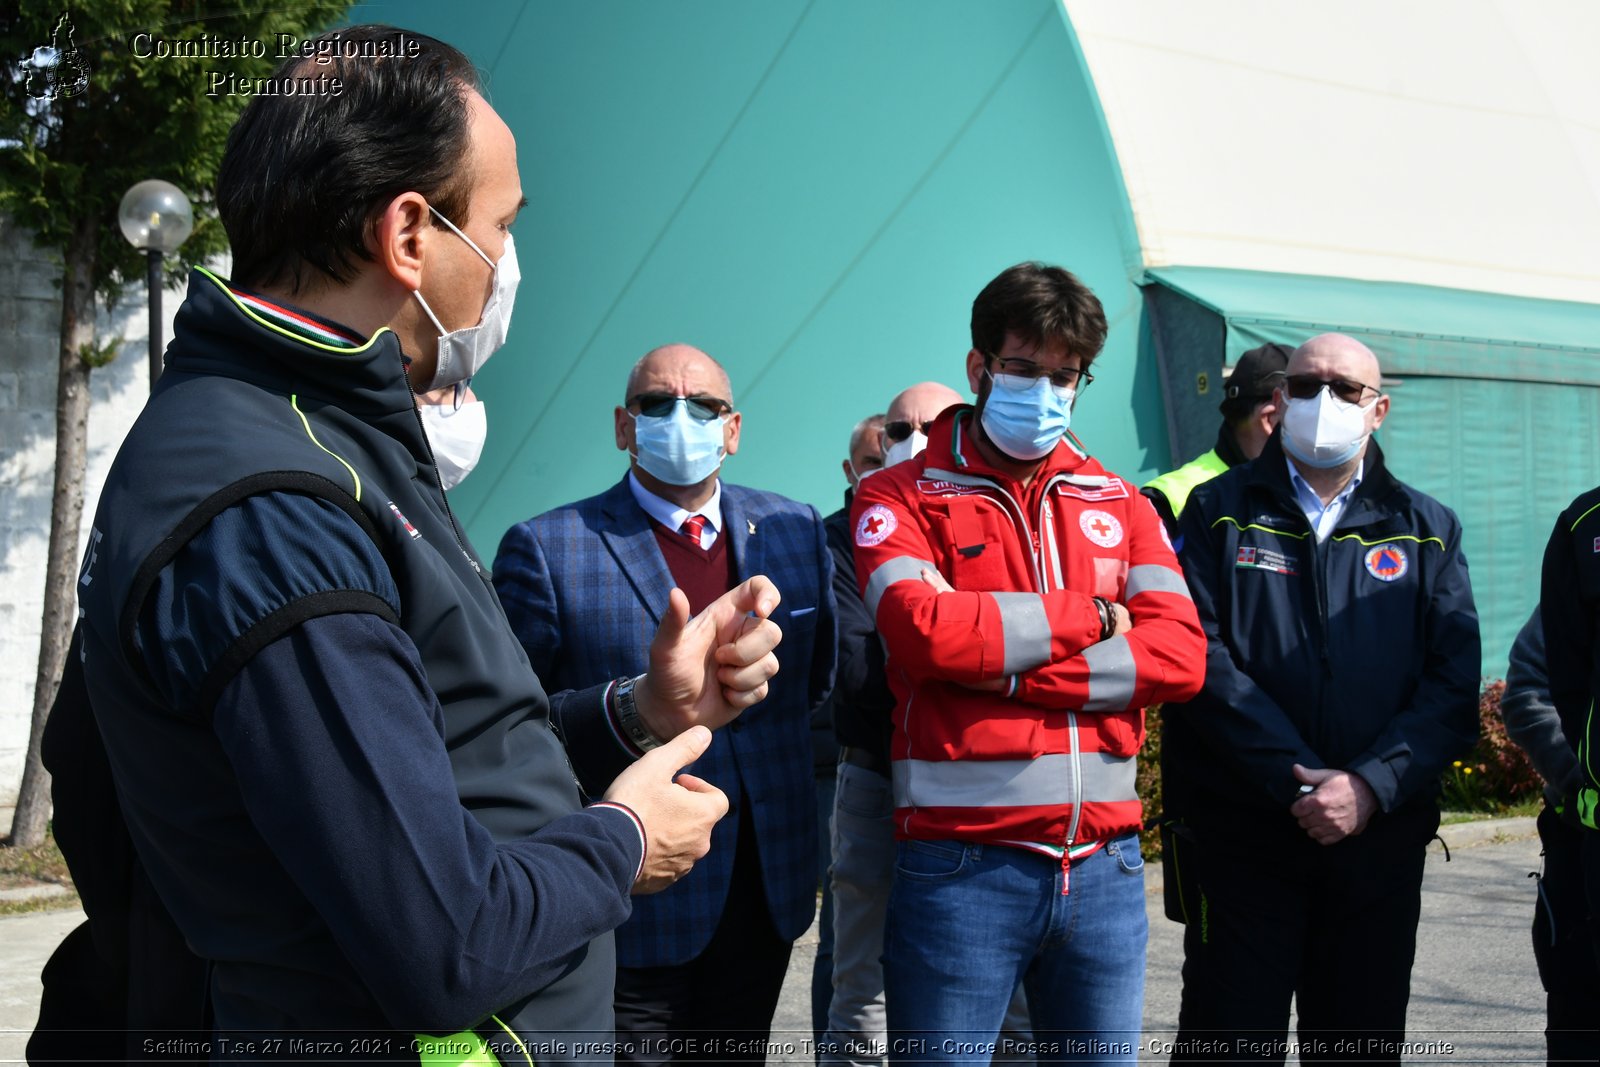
[884,420,933,443]
[1283,374,1379,406]
[628,393,732,422]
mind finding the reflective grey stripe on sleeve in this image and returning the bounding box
[1124,564,1192,602]
[863,556,938,618]
[1081,634,1138,711]
[991,592,1052,675]
[893,752,1137,809]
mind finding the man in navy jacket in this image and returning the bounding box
[1164,333,1479,1062]
[43,27,782,1062]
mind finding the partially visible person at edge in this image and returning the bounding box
[821,390,935,1066]
[810,411,885,1050]
[849,262,1206,1064]
[1141,342,1291,541]
[1500,609,1600,1064]
[34,26,783,1065]
[492,343,837,1065]
[416,380,485,491]
[1164,333,1479,1064]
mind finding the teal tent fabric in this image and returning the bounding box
[352,0,1165,550]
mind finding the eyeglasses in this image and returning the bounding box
[1283,374,1379,406]
[883,420,932,443]
[628,393,732,422]
[986,355,1093,395]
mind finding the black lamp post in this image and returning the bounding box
[118,180,194,388]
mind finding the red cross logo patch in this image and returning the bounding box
[1079,509,1123,548]
[856,504,898,547]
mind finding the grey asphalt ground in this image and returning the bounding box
[0,818,1550,1064]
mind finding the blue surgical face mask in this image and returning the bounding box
[979,372,1074,461]
[630,399,729,485]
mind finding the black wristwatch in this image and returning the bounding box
[1092,596,1115,641]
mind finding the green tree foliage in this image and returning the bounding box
[1,0,351,847]
[2,0,351,298]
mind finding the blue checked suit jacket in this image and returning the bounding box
[492,475,837,967]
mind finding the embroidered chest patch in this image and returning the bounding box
[856,504,898,547]
[387,501,422,540]
[1364,544,1408,582]
[1235,545,1298,575]
[1078,509,1123,548]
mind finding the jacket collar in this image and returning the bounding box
[1245,430,1400,526]
[163,267,418,419]
[1213,421,1249,468]
[923,406,1093,489]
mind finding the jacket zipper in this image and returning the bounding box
[1034,479,1085,893]
[404,372,482,576]
[925,465,1087,890]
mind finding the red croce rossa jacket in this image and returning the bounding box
[851,406,1205,853]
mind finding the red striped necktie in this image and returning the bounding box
[680,514,708,547]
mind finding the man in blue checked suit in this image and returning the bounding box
[494,343,836,1065]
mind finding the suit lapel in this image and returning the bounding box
[598,477,674,624]
[721,487,758,583]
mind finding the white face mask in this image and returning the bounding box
[413,207,520,392]
[1282,390,1375,469]
[884,430,928,468]
[418,398,488,490]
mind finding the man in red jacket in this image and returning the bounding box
[851,262,1205,1064]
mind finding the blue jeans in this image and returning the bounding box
[883,834,1146,1065]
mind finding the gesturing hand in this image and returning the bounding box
[604,726,730,893]
[633,576,784,741]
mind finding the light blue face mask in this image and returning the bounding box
[979,372,1074,461]
[630,399,728,485]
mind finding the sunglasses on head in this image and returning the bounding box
[884,420,932,443]
[628,393,732,422]
[1283,374,1379,406]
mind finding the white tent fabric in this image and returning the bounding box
[1063,0,1600,304]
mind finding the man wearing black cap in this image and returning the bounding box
[1142,343,1292,539]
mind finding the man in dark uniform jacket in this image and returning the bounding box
[37,26,782,1062]
[1165,333,1479,1063]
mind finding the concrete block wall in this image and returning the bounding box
[0,215,187,809]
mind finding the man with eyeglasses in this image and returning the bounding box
[1142,342,1291,540]
[849,263,1206,1062]
[1162,332,1479,1062]
[494,343,836,1065]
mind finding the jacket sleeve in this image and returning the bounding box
[1343,515,1480,811]
[1501,608,1580,798]
[213,612,642,1033]
[851,475,1103,687]
[492,519,562,682]
[828,518,892,713]
[1009,491,1207,711]
[1168,484,1325,808]
[1542,497,1597,756]
[809,505,840,712]
[853,475,1202,710]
